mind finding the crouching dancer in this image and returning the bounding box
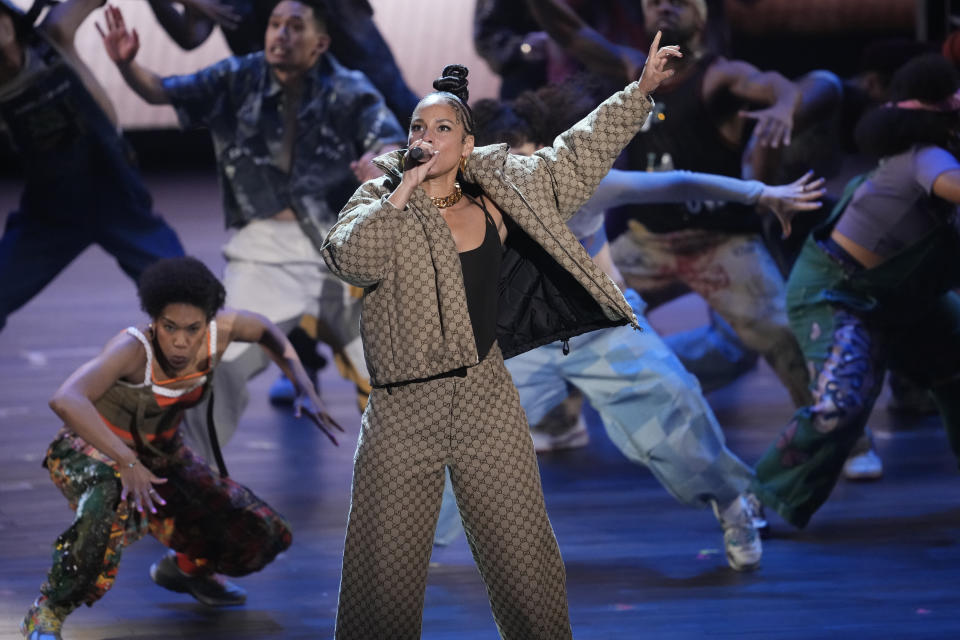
[20,257,342,640]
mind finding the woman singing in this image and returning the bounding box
[322,33,680,639]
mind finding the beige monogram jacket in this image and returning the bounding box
[322,80,654,387]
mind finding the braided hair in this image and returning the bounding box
[427,64,475,140]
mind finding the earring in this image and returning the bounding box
[459,156,468,174]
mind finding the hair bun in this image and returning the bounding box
[433,64,470,103]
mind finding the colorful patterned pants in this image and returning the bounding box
[611,225,813,407]
[753,237,960,527]
[37,432,292,615]
[336,345,572,640]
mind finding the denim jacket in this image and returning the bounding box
[162,52,406,247]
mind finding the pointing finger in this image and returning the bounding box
[648,30,662,60]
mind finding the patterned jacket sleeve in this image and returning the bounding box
[321,177,408,287]
[525,80,654,221]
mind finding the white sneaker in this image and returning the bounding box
[712,494,762,572]
[530,415,590,453]
[843,448,883,481]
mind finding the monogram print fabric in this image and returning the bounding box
[322,81,654,386]
[335,346,572,640]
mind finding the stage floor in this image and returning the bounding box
[1,172,958,639]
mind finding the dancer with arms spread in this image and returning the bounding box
[753,55,960,528]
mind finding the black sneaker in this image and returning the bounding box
[150,551,247,607]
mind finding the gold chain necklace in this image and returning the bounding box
[431,182,463,209]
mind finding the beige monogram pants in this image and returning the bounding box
[335,344,573,640]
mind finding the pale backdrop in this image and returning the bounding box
[11,0,501,128]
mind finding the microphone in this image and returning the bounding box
[404,146,427,172]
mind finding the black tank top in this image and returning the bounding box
[458,197,502,361]
[607,54,760,238]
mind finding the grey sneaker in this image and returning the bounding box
[150,551,247,607]
[712,495,762,572]
[744,491,770,536]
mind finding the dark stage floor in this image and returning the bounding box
[1,172,958,639]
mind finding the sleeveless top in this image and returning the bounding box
[92,320,219,449]
[609,53,760,237]
[458,198,502,361]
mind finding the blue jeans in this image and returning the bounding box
[0,204,183,333]
[435,290,754,544]
[665,309,758,393]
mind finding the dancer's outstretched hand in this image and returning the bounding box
[637,31,682,95]
[119,457,167,514]
[97,5,139,67]
[740,102,795,148]
[293,383,345,446]
[757,171,826,238]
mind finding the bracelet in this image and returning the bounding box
[125,459,139,469]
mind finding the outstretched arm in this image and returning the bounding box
[49,332,168,514]
[932,169,960,204]
[41,0,103,46]
[221,310,345,444]
[706,58,802,149]
[756,171,825,237]
[40,0,119,122]
[587,168,824,237]
[97,4,170,105]
[518,32,678,219]
[146,0,241,50]
[525,0,645,82]
[147,0,213,50]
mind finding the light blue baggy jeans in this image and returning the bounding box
[434,289,754,545]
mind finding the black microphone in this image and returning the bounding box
[404,146,426,172]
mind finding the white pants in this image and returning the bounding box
[183,219,367,461]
